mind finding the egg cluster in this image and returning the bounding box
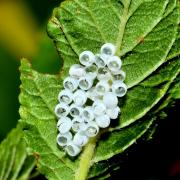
[54,43,127,156]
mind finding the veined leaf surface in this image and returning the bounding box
[19,0,179,179]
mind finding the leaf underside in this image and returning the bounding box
[19,0,180,179]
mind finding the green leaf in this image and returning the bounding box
[150,65,180,112]
[0,125,35,180]
[167,25,180,60]
[163,0,177,17]
[168,74,180,99]
[118,57,180,128]
[19,0,180,179]
[47,0,179,88]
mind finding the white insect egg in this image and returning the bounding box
[85,64,98,79]
[69,104,82,117]
[71,117,84,132]
[78,76,93,90]
[57,117,72,134]
[93,101,106,116]
[107,56,122,72]
[97,67,112,81]
[87,87,100,101]
[94,54,107,67]
[103,92,118,108]
[85,121,99,137]
[73,132,89,147]
[79,51,95,66]
[54,103,69,118]
[73,90,87,106]
[79,122,88,131]
[95,115,110,128]
[58,89,73,104]
[66,142,81,157]
[69,64,86,79]
[57,132,72,147]
[112,81,127,97]
[100,43,116,56]
[106,107,120,119]
[95,81,110,96]
[63,76,78,92]
[112,69,126,82]
[82,106,94,122]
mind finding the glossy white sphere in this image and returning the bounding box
[79,51,95,66]
[103,92,118,108]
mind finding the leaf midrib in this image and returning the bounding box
[75,137,98,180]
[115,0,131,55]
[120,0,173,57]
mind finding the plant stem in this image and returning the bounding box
[115,0,131,56]
[75,137,98,180]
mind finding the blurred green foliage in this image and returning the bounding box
[25,0,60,26]
[0,46,20,141]
[0,0,62,141]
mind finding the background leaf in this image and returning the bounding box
[0,125,35,180]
